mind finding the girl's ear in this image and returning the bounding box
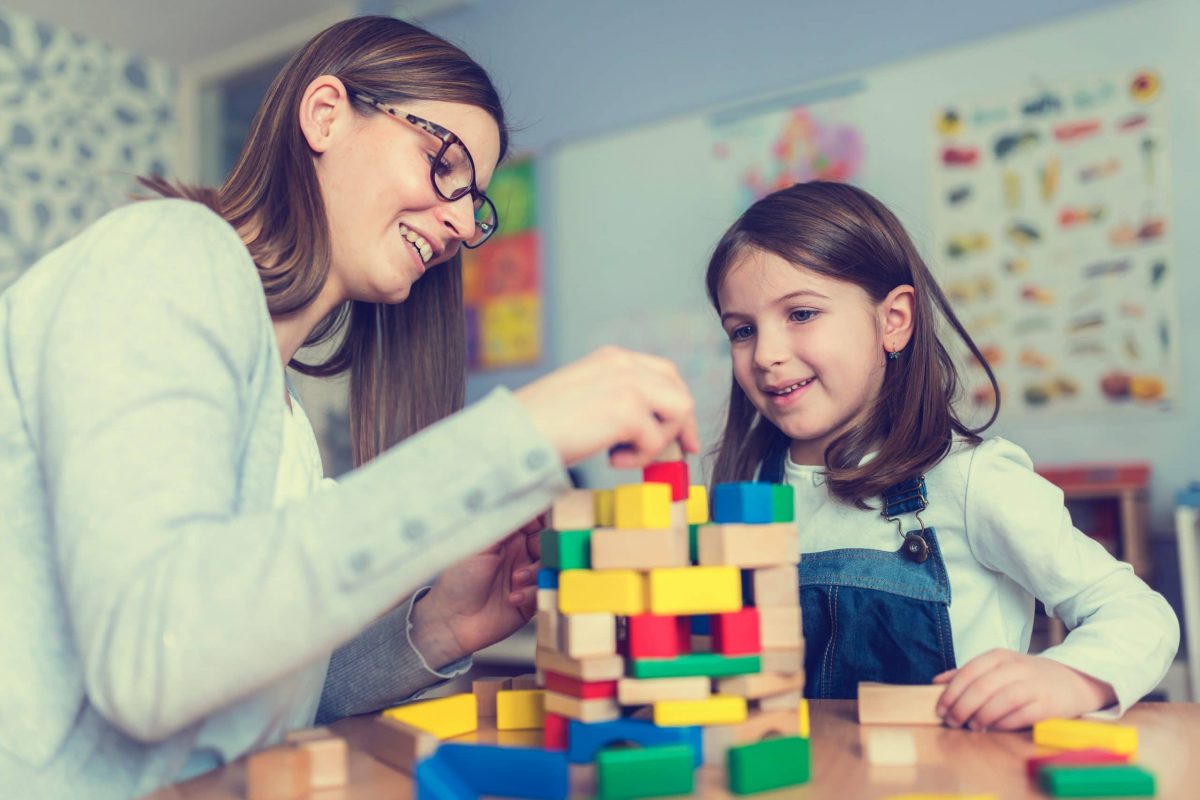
[880,284,916,353]
[299,74,352,155]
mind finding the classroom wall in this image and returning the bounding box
[0,6,176,291]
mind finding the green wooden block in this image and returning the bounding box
[727,736,810,794]
[688,524,699,564]
[540,529,591,570]
[1039,764,1155,797]
[632,653,760,679]
[770,484,794,523]
[597,744,694,799]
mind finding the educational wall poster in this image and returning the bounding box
[932,69,1178,414]
[461,157,542,370]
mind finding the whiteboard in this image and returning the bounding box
[549,0,1200,528]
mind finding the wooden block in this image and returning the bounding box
[383,693,477,739]
[544,670,618,699]
[283,728,348,789]
[757,690,803,712]
[727,735,810,792]
[569,718,703,767]
[643,461,689,501]
[1032,718,1139,756]
[863,728,917,766]
[1039,764,1155,797]
[551,488,596,530]
[615,483,673,529]
[717,672,806,700]
[857,682,945,726]
[697,523,799,568]
[760,647,805,673]
[496,689,545,730]
[653,440,685,462]
[747,565,799,607]
[1026,748,1130,781]
[647,566,741,615]
[712,482,773,523]
[712,607,761,655]
[536,647,625,682]
[594,489,615,527]
[536,604,561,651]
[670,501,689,532]
[560,612,617,658]
[536,587,558,612]
[703,708,800,764]
[627,613,690,659]
[654,695,747,726]
[597,744,694,800]
[617,676,712,705]
[590,528,689,570]
[559,569,646,615]
[511,673,540,690]
[428,743,570,799]
[771,483,795,522]
[541,529,591,570]
[799,698,810,738]
[632,653,760,679]
[544,690,622,723]
[758,605,802,649]
[544,711,569,751]
[355,715,438,774]
[246,746,310,800]
[685,485,709,525]
[472,676,513,718]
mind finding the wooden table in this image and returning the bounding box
[144,701,1200,799]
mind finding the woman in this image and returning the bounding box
[0,16,697,798]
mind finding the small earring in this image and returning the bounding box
[887,343,901,361]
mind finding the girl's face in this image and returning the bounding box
[718,248,902,466]
[311,90,501,306]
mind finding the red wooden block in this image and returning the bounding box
[544,670,618,700]
[643,462,689,502]
[628,614,686,659]
[1025,748,1130,781]
[543,711,569,751]
[674,616,692,655]
[712,607,761,655]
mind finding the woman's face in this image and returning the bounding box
[311,90,501,306]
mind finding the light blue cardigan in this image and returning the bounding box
[0,200,568,798]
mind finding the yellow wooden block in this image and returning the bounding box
[615,483,672,530]
[594,489,615,527]
[1032,717,1138,756]
[799,698,810,738]
[559,569,646,615]
[653,695,747,727]
[496,689,545,730]
[647,566,741,615]
[383,693,477,740]
[686,485,709,525]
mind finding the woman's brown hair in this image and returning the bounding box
[142,15,509,465]
[705,181,999,508]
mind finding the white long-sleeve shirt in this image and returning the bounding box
[784,436,1179,713]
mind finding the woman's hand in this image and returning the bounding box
[408,516,544,670]
[514,346,700,469]
[933,649,1118,731]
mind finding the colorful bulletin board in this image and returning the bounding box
[461,157,542,370]
[932,70,1178,414]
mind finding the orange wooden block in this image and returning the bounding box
[617,676,712,705]
[283,728,348,789]
[537,603,562,651]
[747,565,799,606]
[758,605,803,649]
[246,746,310,800]
[356,716,438,774]
[551,488,596,531]
[590,528,689,570]
[560,612,617,658]
[857,682,946,725]
[544,690,621,723]
[535,647,625,682]
[472,676,513,718]
[697,523,799,567]
[760,647,804,673]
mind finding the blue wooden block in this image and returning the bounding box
[537,567,559,589]
[690,614,711,635]
[431,744,569,800]
[567,718,704,767]
[415,756,474,800]
[711,482,774,524]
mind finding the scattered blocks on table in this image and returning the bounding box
[615,483,673,529]
[560,611,617,658]
[647,565,742,615]
[356,715,438,774]
[697,523,799,568]
[283,727,347,790]
[654,695,748,727]
[559,569,646,615]
[541,529,592,571]
[550,488,596,531]
[383,693,477,740]
[246,745,311,800]
[757,605,803,649]
[632,652,761,679]
[544,691,621,723]
[1025,747,1130,780]
[544,670,618,700]
[727,735,811,794]
[1032,718,1139,756]
[423,743,569,800]
[567,718,704,766]
[1038,764,1155,797]
[597,743,695,800]
[627,613,691,659]
[686,485,710,525]
[864,728,918,766]
[744,565,800,607]
[535,647,626,682]
[712,607,762,655]
[617,676,712,705]
[591,527,689,570]
[712,482,774,524]
[594,489,615,527]
[643,461,689,501]
[496,689,545,730]
[857,682,945,726]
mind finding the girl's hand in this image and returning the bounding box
[514,346,700,469]
[933,648,1118,731]
[407,515,544,670]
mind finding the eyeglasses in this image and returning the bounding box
[351,92,498,249]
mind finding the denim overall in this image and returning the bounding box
[760,450,957,699]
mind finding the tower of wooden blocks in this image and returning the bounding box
[534,451,811,796]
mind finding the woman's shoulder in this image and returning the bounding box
[91,198,249,268]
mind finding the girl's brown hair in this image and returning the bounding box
[142,15,509,466]
[705,181,999,507]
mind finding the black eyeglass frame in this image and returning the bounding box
[350,91,499,249]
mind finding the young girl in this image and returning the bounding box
[706,181,1178,730]
[0,16,696,798]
